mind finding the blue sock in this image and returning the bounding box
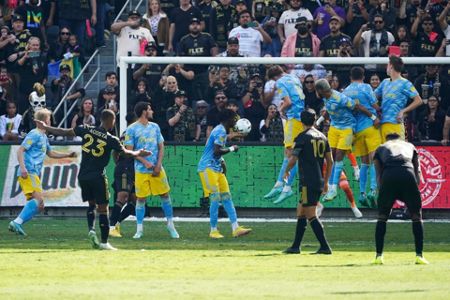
[359,163,369,195]
[276,158,289,184]
[369,163,377,190]
[209,193,220,229]
[286,163,298,186]
[329,164,336,185]
[135,200,145,225]
[18,199,39,224]
[332,161,344,186]
[221,193,237,224]
[160,195,173,219]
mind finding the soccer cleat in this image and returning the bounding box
[264,186,283,199]
[99,242,118,251]
[311,247,332,255]
[232,226,252,238]
[283,247,300,254]
[88,230,100,249]
[367,189,378,208]
[353,166,360,181]
[167,226,180,239]
[351,206,363,218]
[415,256,429,265]
[209,229,224,239]
[372,255,384,265]
[273,190,294,204]
[133,231,144,239]
[109,225,122,238]
[323,186,337,202]
[8,221,27,236]
[316,202,324,217]
[358,193,370,207]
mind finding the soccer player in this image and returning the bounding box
[372,133,428,265]
[283,109,333,255]
[8,109,76,236]
[343,66,381,207]
[375,55,423,143]
[198,109,252,239]
[315,79,376,202]
[264,65,305,204]
[124,102,179,239]
[35,109,151,250]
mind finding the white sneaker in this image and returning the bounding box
[323,185,337,202]
[99,242,118,250]
[351,206,363,218]
[133,231,143,239]
[167,226,180,239]
[88,230,100,249]
[316,202,324,217]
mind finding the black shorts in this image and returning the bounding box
[113,171,135,194]
[79,175,110,205]
[378,168,422,214]
[299,186,322,207]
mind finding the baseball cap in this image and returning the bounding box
[128,10,141,17]
[145,41,158,50]
[12,14,24,22]
[295,16,308,28]
[190,17,201,24]
[250,73,261,79]
[329,15,341,23]
[228,37,239,45]
[236,0,246,5]
[339,37,352,46]
[196,100,209,107]
[174,90,186,97]
[104,86,116,94]
[59,64,71,72]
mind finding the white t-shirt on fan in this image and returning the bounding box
[278,8,313,38]
[116,26,154,65]
[229,26,264,57]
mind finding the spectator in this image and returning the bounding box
[153,75,179,136]
[313,0,345,39]
[6,14,31,70]
[167,90,196,141]
[58,0,97,45]
[405,0,422,29]
[277,0,313,44]
[168,0,204,53]
[414,64,447,110]
[393,24,410,45]
[132,42,164,90]
[442,107,450,145]
[303,74,322,114]
[96,87,119,133]
[0,26,13,65]
[291,63,327,82]
[235,0,248,14]
[48,26,70,62]
[261,2,283,57]
[229,10,272,57]
[71,97,96,128]
[41,0,57,28]
[0,1,14,27]
[206,89,228,137]
[94,0,107,48]
[0,101,22,141]
[194,99,209,142]
[97,71,118,109]
[369,73,381,90]
[162,63,195,103]
[210,0,237,51]
[259,103,284,142]
[329,74,343,91]
[368,0,396,32]
[411,15,443,57]
[319,16,352,57]
[0,63,12,103]
[142,0,170,54]
[19,83,52,134]
[67,34,86,67]
[345,0,369,39]
[438,2,450,56]
[111,10,154,67]
[242,73,268,141]
[198,0,216,34]
[130,78,152,111]
[281,16,320,57]
[178,17,218,101]
[15,0,48,47]
[418,95,446,141]
[206,65,238,105]
[159,0,179,16]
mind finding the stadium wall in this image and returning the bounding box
[0,144,448,209]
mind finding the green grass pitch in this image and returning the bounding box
[1,219,449,299]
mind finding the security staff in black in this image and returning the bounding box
[283,109,334,255]
[372,133,429,265]
[178,17,218,101]
[37,109,151,251]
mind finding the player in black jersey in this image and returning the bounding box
[109,113,137,238]
[36,109,151,250]
[283,109,334,255]
[372,133,428,265]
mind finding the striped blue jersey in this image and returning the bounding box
[343,82,378,133]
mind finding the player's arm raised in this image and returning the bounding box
[35,120,76,137]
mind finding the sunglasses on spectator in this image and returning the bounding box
[60,32,70,35]
[374,20,383,24]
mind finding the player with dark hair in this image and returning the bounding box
[35,109,150,250]
[198,108,252,239]
[372,133,428,265]
[283,109,333,254]
[125,102,179,239]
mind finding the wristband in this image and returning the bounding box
[229,146,236,152]
[370,114,377,121]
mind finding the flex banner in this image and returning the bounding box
[0,145,448,208]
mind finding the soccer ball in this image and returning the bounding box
[234,118,252,134]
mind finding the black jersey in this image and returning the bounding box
[295,35,313,57]
[374,139,418,173]
[74,125,123,180]
[114,133,135,176]
[292,127,330,190]
[177,32,217,74]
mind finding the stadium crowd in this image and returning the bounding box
[0,0,449,144]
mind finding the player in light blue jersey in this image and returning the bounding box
[124,102,179,239]
[264,66,305,204]
[198,109,252,239]
[8,109,76,236]
[344,67,381,208]
[315,79,376,202]
[375,56,423,143]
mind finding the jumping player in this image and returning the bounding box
[264,65,305,204]
[35,109,151,250]
[283,109,333,255]
[124,102,179,239]
[198,109,252,239]
[8,109,76,236]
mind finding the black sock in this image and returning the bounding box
[87,205,96,231]
[291,217,307,249]
[309,217,330,250]
[119,202,135,223]
[375,220,387,256]
[99,214,109,244]
[109,202,124,225]
[412,221,424,256]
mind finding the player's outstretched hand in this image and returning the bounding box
[138,149,152,157]
[35,119,46,130]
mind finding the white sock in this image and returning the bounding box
[329,184,337,191]
[137,224,143,232]
[14,217,23,225]
[167,218,174,229]
[282,185,292,193]
[231,222,239,231]
[274,181,284,188]
[210,227,217,232]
